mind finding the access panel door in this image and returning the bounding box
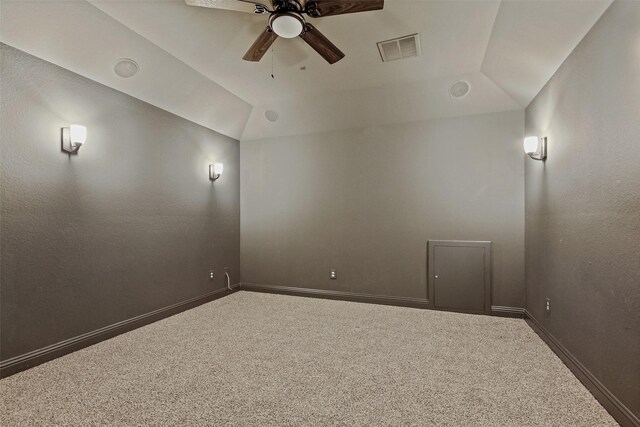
[428,240,491,314]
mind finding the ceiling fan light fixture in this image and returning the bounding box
[270,12,304,38]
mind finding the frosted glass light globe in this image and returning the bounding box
[272,14,303,38]
[70,125,87,146]
[523,136,539,154]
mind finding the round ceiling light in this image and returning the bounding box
[270,13,304,39]
[449,80,470,99]
[264,110,279,122]
[114,59,139,78]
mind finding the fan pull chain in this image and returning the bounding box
[271,42,275,79]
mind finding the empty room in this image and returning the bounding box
[1,0,638,425]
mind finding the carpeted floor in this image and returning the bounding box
[0,291,617,426]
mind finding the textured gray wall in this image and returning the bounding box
[525,0,640,417]
[241,111,525,307]
[0,44,240,361]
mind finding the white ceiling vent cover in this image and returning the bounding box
[377,34,420,62]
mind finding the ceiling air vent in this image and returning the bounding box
[377,34,420,62]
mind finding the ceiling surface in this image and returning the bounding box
[0,0,612,140]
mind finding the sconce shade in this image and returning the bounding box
[524,136,547,161]
[523,137,539,154]
[209,163,224,181]
[70,125,87,146]
[61,124,87,154]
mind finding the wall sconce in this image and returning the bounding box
[61,125,87,154]
[209,163,223,181]
[524,136,547,161]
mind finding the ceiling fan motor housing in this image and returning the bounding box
[273,0,304,12]
[305,2,320,16]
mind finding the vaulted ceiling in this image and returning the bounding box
[1,0,612,140]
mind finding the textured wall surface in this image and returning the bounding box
[0,44,240,360]
[241,111,525,307]
[525,0,640,417]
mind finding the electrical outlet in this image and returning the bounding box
[545,298,551,314]
[330,269,337,280]
[209,270,215,280]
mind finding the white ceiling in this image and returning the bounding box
[0,0,252,139]
[482,0,612,107]
[243,72,521,140]
[0,0,612,140]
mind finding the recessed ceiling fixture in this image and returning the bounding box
[114,59,139,78]
[449,80,470,99]
[265,110,279,122]
[377,34,420,62]
[185,0,385,65]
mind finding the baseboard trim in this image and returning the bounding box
[491,305,525,318]
[241,283,526,319]
[240,283,431,309]
[524,310,639,427]
[0,286,239,379]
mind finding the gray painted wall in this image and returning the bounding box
[241,111,525,307]
[525,0,640,417]
[0,44,240,361]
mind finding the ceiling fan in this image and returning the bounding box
[185,0,384,64]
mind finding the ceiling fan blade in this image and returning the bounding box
[185,0,258,14]
[305,0,383,17]
[299,24,345,64]
[243,28,278,62]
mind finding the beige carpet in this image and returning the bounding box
[1,291,617,426]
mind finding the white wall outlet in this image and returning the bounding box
[545,298,551,313]
[330,269,337,280]
[209,270,215,280]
